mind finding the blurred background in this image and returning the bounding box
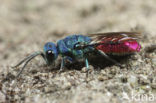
[0,0,156,63]
[0,0,156,103]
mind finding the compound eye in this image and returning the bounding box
[47,50,53,54]
[46,50,54,56]
[45,50,56,65]
[46,50,54,60]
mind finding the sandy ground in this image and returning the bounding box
[0,0,156,103]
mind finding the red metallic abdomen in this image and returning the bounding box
[96,40,141,55]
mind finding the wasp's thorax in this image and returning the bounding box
[44,42,58,65]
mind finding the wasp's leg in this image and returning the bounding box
[85,58,89,69]
[65,56,73,63]
[98,50,122,67]
[58,57,65,73]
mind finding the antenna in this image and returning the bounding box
[12,51,46,78]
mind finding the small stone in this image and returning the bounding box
[44,86,57,93]
[145,44,156,53]
[81,67,87,72]
[138,75,150,85]
[68,71,75,76]
[98,75,108,81]
[63,82,72,90]
[141,85,151,92]
[81,65,94,73]
[151,58,156,66]
[110,68,117,75]
[101,70,107,75]
[107,75,114,79]
[120,76,127,83]
[151,83,156,89]
[131,55,139,60]
[44,87,51,93]
[128,75,138,87]
[0,91,6,102]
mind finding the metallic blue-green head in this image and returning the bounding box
[44,42,58,64]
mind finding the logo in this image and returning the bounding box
[122,91,155,102]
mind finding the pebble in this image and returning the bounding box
[98,75,108,81]
[128,75,138,87]
[44,86,58,93]
[151,58,156,67]
[63,82,72,90]
[141,85,151,92]
[81,65,94,73]
[120,76,127,83]
[0,91,6,102]
[151,83,156,89]
[138,75,150,85]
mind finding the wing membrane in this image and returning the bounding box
[88,32,141,44]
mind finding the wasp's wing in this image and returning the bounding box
[87,32,141,45]
[85,32,141,55]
